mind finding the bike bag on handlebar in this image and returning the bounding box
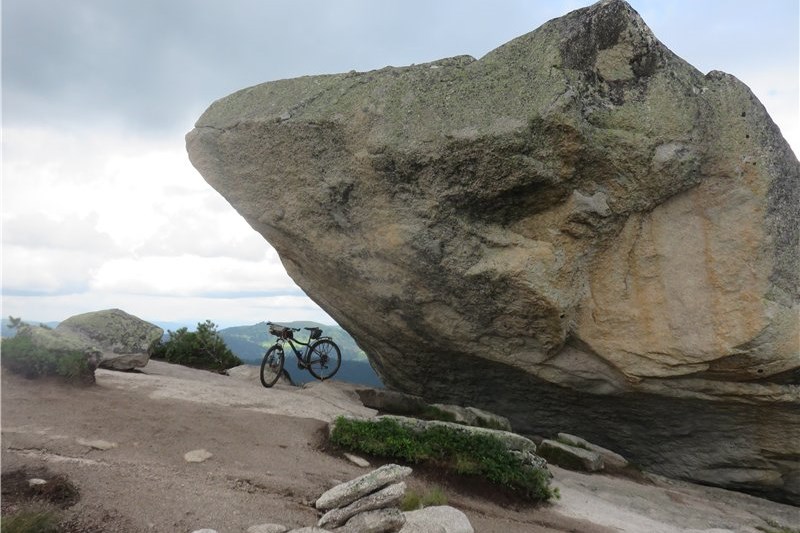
[269,324,293,339]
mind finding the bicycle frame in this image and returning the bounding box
[276,336,313,365]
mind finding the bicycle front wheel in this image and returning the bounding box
[306,339,341,381]
[260,345,285,388]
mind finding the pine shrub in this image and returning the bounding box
[0,336,91,383]
[150,320,242,371]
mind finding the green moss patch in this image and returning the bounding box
[329,417,555,502]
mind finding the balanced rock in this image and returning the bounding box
[187,0,799,502]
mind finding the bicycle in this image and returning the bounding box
[260,322,342,388]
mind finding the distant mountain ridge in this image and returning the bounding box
[1,316,383,388]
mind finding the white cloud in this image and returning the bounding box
[3,212,119,252]
[90,254,296,297]
[1,125,309,323]
[738,66,800,156]
[2,244,105,295]
[1,292,332,329]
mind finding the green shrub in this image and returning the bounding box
[1,503,61,533]
[0,336,91,383]
[330,417,556,502]
[150,320,242,371]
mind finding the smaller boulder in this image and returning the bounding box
[57,309,162,370]
[400,506,474,533]
[538,439,604,472]
[18,309,162,372]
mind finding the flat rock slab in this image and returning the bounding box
[184,449,213,463]
[247,526,289,533]
[557,432,628,469]
[336,508,405,533]
[76,438,117,450]
[344,453,371,468]
[315,464,411,511]
[538,439,603,472]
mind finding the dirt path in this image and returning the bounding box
[2,362,798,533]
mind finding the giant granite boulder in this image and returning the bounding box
[186,0,799,502]
[22,309,163,371]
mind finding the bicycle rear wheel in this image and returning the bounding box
[306,339,341,380]
[260,345,285,388]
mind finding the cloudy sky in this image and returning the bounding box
[3,0,798,329]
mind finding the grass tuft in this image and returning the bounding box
[401,486,448,511]
[330,417,556,502]
[1,503,61,533]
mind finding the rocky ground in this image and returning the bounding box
[2,361,798,533]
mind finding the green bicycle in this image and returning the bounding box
[260,322,342,388]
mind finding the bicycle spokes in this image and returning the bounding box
[306,339,341,381]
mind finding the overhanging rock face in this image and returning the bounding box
[187,0,799,502]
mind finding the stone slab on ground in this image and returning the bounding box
[538,439,604,472]
[557,433,628,469]
[318,482,405,529]
[336,508,405,533]
[315,464,411,511]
